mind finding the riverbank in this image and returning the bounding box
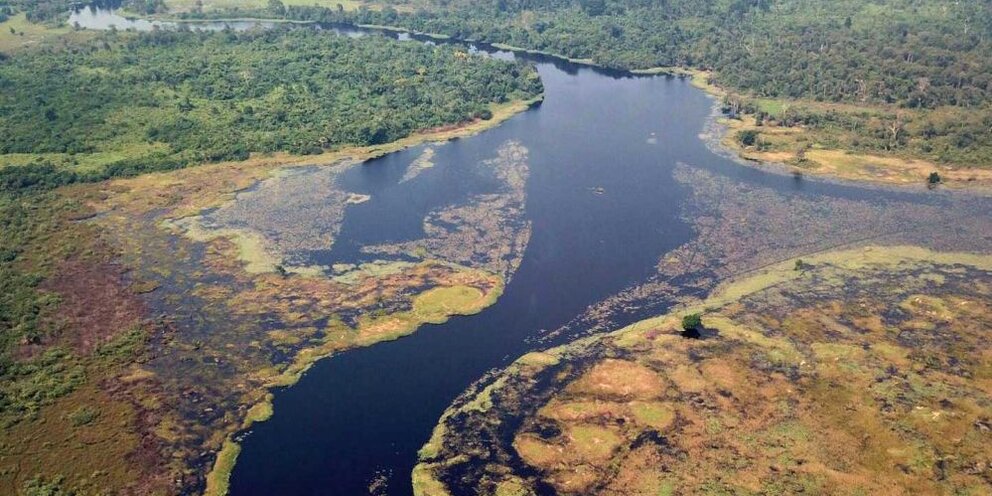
[328,18,992,193]
[215,13,992,191]
[655,68,992,193]
[0,13,95,52]
[190,130,534,496]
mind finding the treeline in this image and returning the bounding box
[214,0,992,167]
[0,27,543,192]
[300,0,992,111]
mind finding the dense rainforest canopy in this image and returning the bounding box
[308,0,992,109]
[6,1,991,166]
[0,27,542,186]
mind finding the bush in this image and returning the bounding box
[737,129,759,147]
[681,313,702,331]
[67,406,99,426]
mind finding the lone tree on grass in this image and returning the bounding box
[927,171,941,188]
[682,313,702,332]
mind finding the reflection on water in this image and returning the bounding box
[69,4,277,31]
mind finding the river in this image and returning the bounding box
[69,5,990,495]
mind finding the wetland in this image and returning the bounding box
[1,4,991,496]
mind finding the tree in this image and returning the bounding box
[794,145,810,164]
[682,313,702,332]
[737,129,759,146]
[267,0,286,16]
[581,0,606,16]
[927,171,941,188]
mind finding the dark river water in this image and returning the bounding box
[227,61,710,495]
[70,6,985,495]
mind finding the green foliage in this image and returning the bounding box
[259,0,992,167]
[737,129,759,147]
[745,102,992,167]
[320,0,992,109]
[681,313,702,331]
[0,193,92,427]
[67,405,99,426]
[0,163,77,194]
[0,28,543,191]
[928,171,942,185]
[0,347,86,427]
[23,475,71,496]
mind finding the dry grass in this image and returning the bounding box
[722,113,992,191]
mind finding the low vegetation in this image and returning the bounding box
[0,20,543,493]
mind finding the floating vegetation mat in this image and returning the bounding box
[186,163,360,268]
[414,246,992,495]
[364,140,532,280]
[401,146,437,183]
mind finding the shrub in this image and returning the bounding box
[737,129,759,147]
[681,313,702,331]
[68,406,99,426]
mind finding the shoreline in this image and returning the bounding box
[328,20,991,194]
[28,8,991,191]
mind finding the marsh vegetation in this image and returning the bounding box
[415,247,992,495]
